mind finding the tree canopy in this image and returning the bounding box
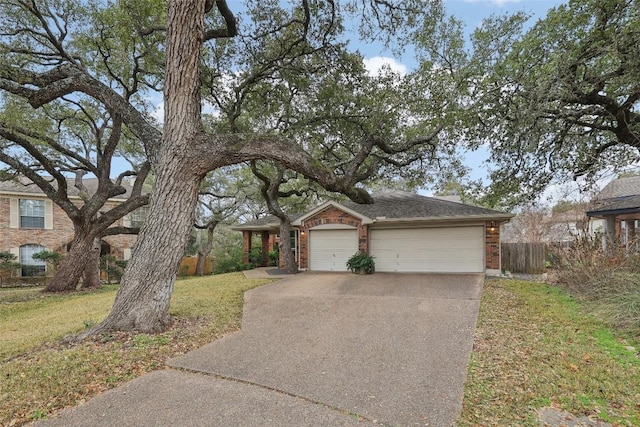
[1,0,464,333]
[465,0,640,207]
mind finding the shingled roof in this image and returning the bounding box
[596,176,640,201]
[234,191,512,230]
[340,191,511,221]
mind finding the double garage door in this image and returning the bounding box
[308,226,484,273]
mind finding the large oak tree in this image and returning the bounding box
[1,0,456,334]
[464,0,640,207]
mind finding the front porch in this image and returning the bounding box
[587,195,640,250]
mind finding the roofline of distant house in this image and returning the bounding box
[586,207,640,218]
[0,188,129,202]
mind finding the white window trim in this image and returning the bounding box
[9,198,53,229]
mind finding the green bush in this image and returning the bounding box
[100,255,126,284]
[269,250,278,267]
[32,250,63,274]
[346,251,375,274]
[213,245,249,274]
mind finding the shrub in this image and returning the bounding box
[551,235,640,338]
[32,250,64,274]
[346,251,375,274]
[213,245,249,274]
[269,250,278,267]
[100,255,126,284]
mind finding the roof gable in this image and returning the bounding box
[596,176,640,201]
[291,201,373,226]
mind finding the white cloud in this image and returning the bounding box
[151,102,164,123]
[363,56,408,77]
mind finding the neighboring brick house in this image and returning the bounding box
[234,191,513,275]
[0,177,145,277]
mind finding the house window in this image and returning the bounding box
[20,244,46,277]
[19,199,45,228]
[128,206,149,228]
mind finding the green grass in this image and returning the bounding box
[3,275,639,426]
[458,279,640,426]
[0,273,273,426]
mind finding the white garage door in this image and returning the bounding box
[370,226,485,273]
[309,229,358,271]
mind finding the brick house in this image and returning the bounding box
[234,191,513,275]
[0,177,144,278]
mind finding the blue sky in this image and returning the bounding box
[358,0,566,74]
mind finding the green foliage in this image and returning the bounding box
[213,245,249,274]
[269,250,279,267]
[32,250,63,272]
[99,255,126,284]
[248,247,264,266]
[346,251,375,274]
[0,251,20,271]
[463,0,640,206]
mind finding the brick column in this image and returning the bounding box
[242,231,252,265]
[485,222,501,271]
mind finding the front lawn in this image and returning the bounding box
[2,275,638,426]
[0,273,273,426]
[459,279,640,426]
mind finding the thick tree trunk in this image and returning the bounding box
[84,0,205,334]
[80,238,102,289]
[89,170,201,333]
[196,226,215,276]
[43,232,96,292]
[279,219,298,274]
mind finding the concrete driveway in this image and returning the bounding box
[35,272,483,427]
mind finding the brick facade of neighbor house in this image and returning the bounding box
[298,205,368,270]
[0,194,138,275]
[484,221,501,270]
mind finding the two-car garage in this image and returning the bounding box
[307,225,485,273]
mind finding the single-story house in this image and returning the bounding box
[234,191,514,275]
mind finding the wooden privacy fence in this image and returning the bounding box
[501,242,546,274]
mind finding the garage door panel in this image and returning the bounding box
[309,229,358,271]
[370,227,485,273]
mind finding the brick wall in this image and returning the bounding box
[298,206,367,269]
[1,196,137,260]
[485,221,501,270]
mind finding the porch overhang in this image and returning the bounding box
[586,195,640,221]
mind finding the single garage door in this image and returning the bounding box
[370,226,485,273]
[309,229,358,271]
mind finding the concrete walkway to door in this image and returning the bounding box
[33,272,483,427]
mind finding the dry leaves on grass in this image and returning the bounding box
[458,279,640,427]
